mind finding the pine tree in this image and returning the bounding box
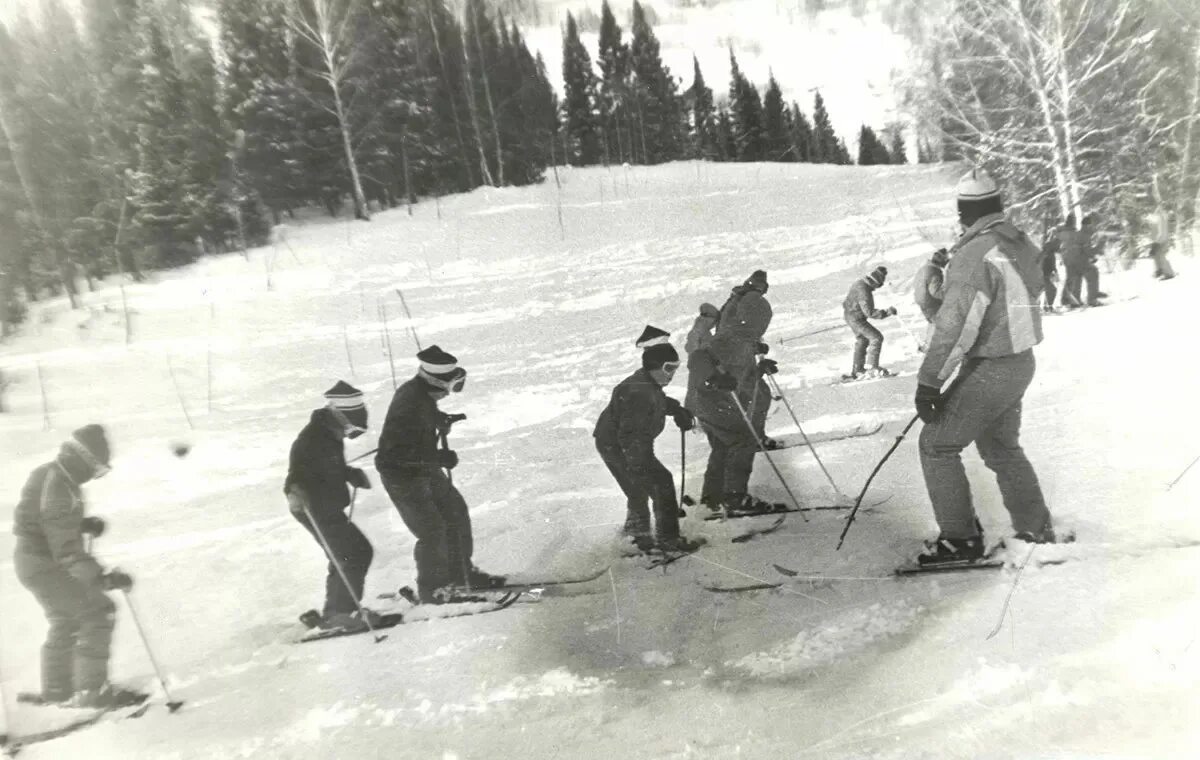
[883,123,907,164]
[728,50,764,161]
[597,1,630,164]
[717,107,736,161]
[762,72,791,161]
[629,0,683,163]
[687,55,717,159]
[790,102,814,163]
[857,125,892,165]
[811,90,842,163]
[561,12,601,165]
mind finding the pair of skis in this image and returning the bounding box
[3,694,151,756]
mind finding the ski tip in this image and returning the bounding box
[772,563,799,577]
[166,701,185,713]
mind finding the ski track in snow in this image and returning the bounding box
[2,161,1199,758]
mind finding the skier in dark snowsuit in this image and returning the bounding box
[285,381,377,630]
[1040,224,1061,312]
[13,425,145,708]
[912,169,1057,566]
[710,270,775,446]
[913,248,949,350]
[376,346,503,602]
[595,328,701,552]
[843,265,897,378]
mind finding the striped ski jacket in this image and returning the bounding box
[918,213,1044,388]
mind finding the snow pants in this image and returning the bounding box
[846,316,883,373]
[918,350,1052,540]
[1064,261,1101,305]
[1043,274,1058,310]
[380,469,474,600]
[293,513,373,617]
[699,416,757,503]
[14,546,116,699]
[1149,243,1176,279]
[595,439,680,541]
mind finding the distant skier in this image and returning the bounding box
[912,169,1057,566]
[710,270,775,446]
[1040,223,1061,312]
[285,381,377,630]
[1059,215,1106,307]
[595,327,701,552]
[687,342,777,514]
[1145,205,1177,281]
[913,247,949,350]
[842,265,897,379]
[376,347,503,602]
[12,425,146,707]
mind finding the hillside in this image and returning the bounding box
[1,160,1197,759]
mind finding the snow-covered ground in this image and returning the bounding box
[1,161,1197,758]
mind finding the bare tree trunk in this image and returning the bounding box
[467,3,503,186]
[329,79,370,220]
[1176,25,1200,247]
[1050,0,1084,223]
[458,23,494,187]
[401,126,414,217]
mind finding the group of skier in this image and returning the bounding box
[11,167,1076,710]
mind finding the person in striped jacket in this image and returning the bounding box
[912,169,1058,565]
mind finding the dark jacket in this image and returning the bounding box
[375,375,445,478]
[1041,233,1060,278]
[13,447,103,586]
[843,279,889,322]
[594,368,668,469]
[285,409,353,522]
[913,262,946,322]
[711,286,772,383]
[686,348,744,433]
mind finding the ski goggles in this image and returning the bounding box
[421,367,467,393]
[660,361,681,373]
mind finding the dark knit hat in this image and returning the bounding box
[324,380,367,430]
[72,424,111,466]
[864,266,888,289]
[698,302,719,318]
[931,248,950,267]
[417,345,467,392]
[744,270,768,292]
[641,343,680,370]
[635,325,671,349]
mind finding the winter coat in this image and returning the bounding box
[594,368,669,471]
[1041,233,1060,279]
[843,279,889,323]
[685,348,744,433]
[913,261,946,322]
[1057,226,1096,269]
[711,286,772,385]
[12,447,103,587]
[919,213,1044,388]
[376,375,448,478]
[285,408,353,523]
[684,313,718,357]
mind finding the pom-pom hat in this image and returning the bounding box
[324,380,368,430]
[635,325,670,349]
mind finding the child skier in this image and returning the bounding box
[843,265,898,379]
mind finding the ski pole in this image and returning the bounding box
[678,428,687,515]
[836,413,920,551]
[347,486,358,521]
[778,323,843,345]
[765,374,849,502]
[120,591,185,711]
[438,427,472,592]
[729,392,808,521]
[299,502,385,642]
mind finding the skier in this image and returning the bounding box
[912,169,1057,566]
[12,425,145,707]
[710,270,775,446]
[1040,222,1061,313]
[687,342,777,515]
[376,346,503,602]
[1078,214,1106,305]
[285,381,377,631]
[594,328,701,552]
[913,247,949,350]
[1145,205,1177,281]
[842,265,898,379]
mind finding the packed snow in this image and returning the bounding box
[1,161,1197,758]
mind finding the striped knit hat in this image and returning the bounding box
[324,380,367,430]
[864,266,888,289]
[417,345,467,392]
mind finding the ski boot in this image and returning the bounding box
[1013,526,1071,544]
[916,535,985,567]
[656,535,706,553]
[321,608,382,632]
[70,684,149,710]
[760,436,783,451]
[722,493,781,517]
[459,565,507,591]
[861,366,894,379]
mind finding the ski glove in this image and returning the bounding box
[755,341,770,356]
[885,306,898,317]
[914,384,945,424]
[345,467,372,490]
[436,449,459,470]
[100,569,134,593]
[706,371,739,392]
[81,516,106,538]
[671,406,696,432]
[758,358,779,376]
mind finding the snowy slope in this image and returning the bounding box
[1,161,1197,758]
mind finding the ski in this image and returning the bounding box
[3,700,151,755]
[832,370,910,387]
[378,565,612,599]
[299,592,521,643]
[766,422,884,450]
[701,581,782,593]
[731,515,786,544]
[894,558,1005,575]
[704,495,890,521]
